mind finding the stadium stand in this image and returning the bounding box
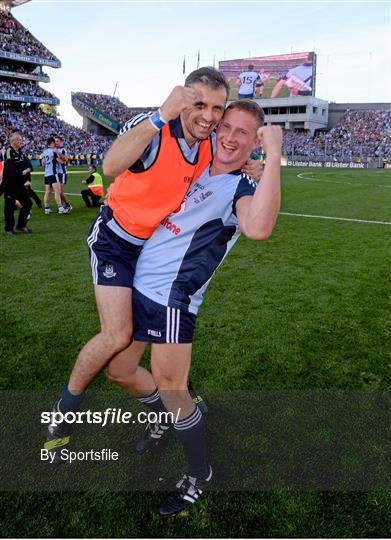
[0,10,59,62]
[73,92,132,125]
[72,91,156,136]
[282,109,391,160]
[0,1,111,159]
[0,79,55,98]
[0,108,111,158]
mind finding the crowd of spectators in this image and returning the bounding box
[0,80,56,99]
[0,108,112,157]
[1,106,388,163]
[283,109,391,159]
[73,92,134,124]
[0,62,48,78]
[0,11,59,62]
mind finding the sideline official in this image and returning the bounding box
[81,165,104,207]
[3,132,33,235]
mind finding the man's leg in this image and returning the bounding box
[15,190,32,230]
[60,179,72,210]
[60,190,70,206]
[53,182,66,212]
[151,343,211,515]
[68,285,133,394]
[4,194,15,233]
[43,184,51,209]
[27,186,42,208]
[106,340,152,395]
[44,285,134,463]
[107,341,173,453]
[81,189,92,207]
[91,193,102,207]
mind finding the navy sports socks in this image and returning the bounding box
[174,405,209,479]
[59,383,85,413]
[137,388,169,423]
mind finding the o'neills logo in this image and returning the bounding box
[161,217,181,235]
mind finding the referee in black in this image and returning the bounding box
[3,132,33,235]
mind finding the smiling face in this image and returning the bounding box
[214,108,259,171]
[180,82,227,147]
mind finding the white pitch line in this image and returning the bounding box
[31,170,90,175]
[280,212,391,225]
[33,190,391,225]
[35,190,82,196]
[296,171,391,188]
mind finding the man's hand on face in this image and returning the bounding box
[160,86,202,122]
[242,158,264,182]
[257,126,282,157]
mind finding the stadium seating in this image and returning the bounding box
[72,92,133,125]
[0,108,112,157]
[0,11,59,62]
[0,79,55,99]
[283,109,390,159]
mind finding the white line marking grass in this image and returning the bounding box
[296,171,391,188]
[31,171,90,175]
[34,190,390,225]
[280,212,391,226]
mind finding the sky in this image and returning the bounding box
[13,0,391,128]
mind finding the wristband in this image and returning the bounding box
[148,109,167,131]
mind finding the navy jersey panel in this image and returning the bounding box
[232,176,258,215]
[168,220,237,312]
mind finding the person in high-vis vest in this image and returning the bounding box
[81,165,104,207]
[44,68,262,466]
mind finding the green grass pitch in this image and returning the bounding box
[0,166,390,537]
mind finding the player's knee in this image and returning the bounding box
[105,364,132,384]
[101,330,133,355]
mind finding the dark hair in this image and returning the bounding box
[90,164,97,171]
[47,137,55,145]
[225,99,265,128]
[54,135,62,141]
[248,64,254,71]
[185,66,229,97]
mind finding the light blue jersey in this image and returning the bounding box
[134,166,257,315]
[41,147,58,177]
[57,147,67,174]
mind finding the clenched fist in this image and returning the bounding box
[257,126,282,157]
[160,86,202,122]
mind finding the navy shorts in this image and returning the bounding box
[44,175,60,185]
[58,173,67,185]
[87,207,144,288]
[133,288,197,344]
[238,93,254,99]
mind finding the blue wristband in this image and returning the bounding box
[149,109,167,131]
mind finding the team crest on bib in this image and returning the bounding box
[103,264,117,278]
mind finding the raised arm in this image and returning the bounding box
[103,86,200,177]
[236,126,282,241]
